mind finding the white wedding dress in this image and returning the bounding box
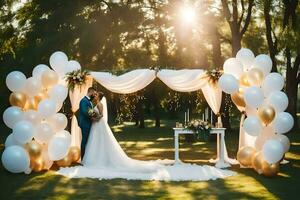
[57,97,236,181]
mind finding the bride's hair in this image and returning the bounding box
[98,92,104,100]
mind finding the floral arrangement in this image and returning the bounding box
[65,69,90,91]
[88,108,102,122]
[187,119,212,141]
[203,69,223,85]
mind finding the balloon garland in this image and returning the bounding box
[2,51,81,173]
[219,48,293,177]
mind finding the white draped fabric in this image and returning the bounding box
[69,78,93,148]
[91,69,156,94]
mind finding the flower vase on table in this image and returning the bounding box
[187,119,212,142]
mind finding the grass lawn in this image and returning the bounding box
[0,119,299,200]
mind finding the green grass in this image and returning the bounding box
[0,119,300,200]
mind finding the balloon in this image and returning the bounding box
[56,130,71,146]
[262,139,284,164]
[272,112,294,134]
[239,72,250,87]
[23,77,42,97]
[262,73,284,96]
[254,126,276,150]
[56,155,72,167]
[231,88,246,109]
[237,146,256,167]
[243,116,263,136]
[68,146,81,162]
[236,48,255,71]
[218,74,239,94]
[24,140,43,159]
[41,70,59,88]
[223,58,244,78]
[47,113,68,132]
[24,97,39,111]
[12,120,35,144]
[252,151,264,174]
[32,64,50,80]
[9,92,27,108]
[5,133,23,147]
[274,134,290,153]
[55,103,63,112]
[38,99,57,118]
[247,68,264,86]
[3,106,24,128]
[64,60,81,74]
[261,162,279,177]
[34,123,55,144]
[1,145,30,173]
[267,91,288,112]
[41,145,53,170]
[49,51,68,75]
[252,54,272,76]
[258,105,275,125]
[244,86,264,109]
[49,84,68,104]
[23,110,42,125]
[245,106,258,117]
[6,71,26,92]
[48,135,71,161]
[35,90,49,103]
[30,158,44,172]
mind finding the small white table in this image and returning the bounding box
[173,127,234,168]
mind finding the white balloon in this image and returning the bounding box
[23,77,42,97]
[244,86,264,109]
[272,112,294,134]
[49,84,68,104]
[23,110,42,125]
[254,126,276,150]
[267,91,288,112]
[252,54,272,76]
[56,130,71,146]
[243,116,263,136]
[5,133,23,148]
[3,106,24,129]
[49,51,68,76]
[262,73,284,96]
[236,48,255,71]
[48,135,70,160]
[223,58,244,78]
[1,145,30,173]
[12,120,35,144]
[64,60,81,74]
[38,99,57,118]
[47,113,68,132]
[32,64,50,80]
[262,139,284,164]
[6,71,26,92]
[274,134,290,153]
[34,123,55,144]
[218,74,239,94]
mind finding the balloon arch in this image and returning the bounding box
[2,49,293,177]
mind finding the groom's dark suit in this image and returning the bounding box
[79,96,93,159]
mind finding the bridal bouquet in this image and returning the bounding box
[88,108,101,122]
[187,119,212,141]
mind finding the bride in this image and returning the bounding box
[57,92,236,181]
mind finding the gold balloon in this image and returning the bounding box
[68,146,81,162]
[56,155,72,167]
[252,151,264,174]
[9,92,27,108]
[258,105,276,125]
[262,161,280,177]
[237,146,256,167]
[41,70,58,88]
[247,68,264,86]
[231,88,246,108]
[239,72,250,87]
[35,90,49,103]
[24,97,39,110]
[30,158,44,172]
[24,140,43,159]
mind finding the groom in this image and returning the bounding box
[79,87,98,160]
